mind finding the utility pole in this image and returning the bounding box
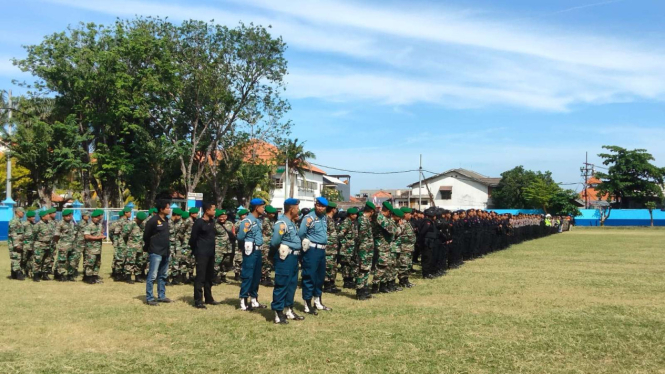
[580,152,595,209]
[5,90,13,203]
[418,154,422,210]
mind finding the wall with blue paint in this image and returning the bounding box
[575,209,665,226]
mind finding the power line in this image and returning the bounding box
[308,162,420,175]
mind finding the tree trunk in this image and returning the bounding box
[650,212,654,227]
[289,171,296,198]
[37,185,52,208]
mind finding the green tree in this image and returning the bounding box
[491,166,537,209]
[322,187,344,202]
[278,138,316,198]
[549,189,581,217]
[523,172,559,214]
[595,146,665,209]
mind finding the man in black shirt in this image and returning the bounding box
[190,202,220,309]
[143,200,172,306]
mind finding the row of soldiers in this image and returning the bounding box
[7,203,559,298]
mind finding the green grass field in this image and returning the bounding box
[1,228,664,374]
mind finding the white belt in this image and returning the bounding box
[290,250,301,256]
[310,243,326,250]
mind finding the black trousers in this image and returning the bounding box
[194,254,215,304]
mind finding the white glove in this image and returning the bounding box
[302,238,311,253]
[244,241,253,255]
[279,244,289,260]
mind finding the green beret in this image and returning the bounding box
[119,211,125,217]
[382,201,393,210]
[237,209,249,216]
[219,209,227,215]
[91,209,104,218]
[215,209,223,218]
[62,209,73,216]
[15,207,25,213]
[265,205,277,214]
[189,208,199,214]
[392,208,404,218]
[327,202,337,209]
[174,208,184,216]
[123,207,132,213]
[137,212,148,221]
[347,207,359,214]
[149,208,157,215]
[181,212,190,219]
[26,210,36,218]
[365,202,376,210]
[39,210,49,218]
[400,207,413,214]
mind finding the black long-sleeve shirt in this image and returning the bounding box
[189,217,216,257]
[143,214,170,257]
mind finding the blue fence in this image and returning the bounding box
[575,209,665,226]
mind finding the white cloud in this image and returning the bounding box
[38,0,665,111]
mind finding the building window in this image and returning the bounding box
[440,191,452,200]
[298,180,317,191]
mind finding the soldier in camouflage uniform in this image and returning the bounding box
[168,209,182,285]
[71,211,90,279]
[112,208,132,281]
[371,201,398,294]
[135,212,149,281]
[22,211,37,276]
[213,209,233,285]
[8,207,26,280]
[397,207,416,288]
[42,208,58,277]
[123,212,148,283]
[260,206,278,287]
[355,202,376,300]
[324,202,341,293]
[338,207,359,289]
[83,209,105,284]
[53,209,76,281]
[30,210,53,281]
[387,208,404,292]
[182,208,199,283]
[233,209,249,281]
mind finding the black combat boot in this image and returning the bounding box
[371,284,379,294]
[220,274,229,283]
[379,282,390,293]
[10,270,16,279]
[125,274,135,284]
[33,273,41,282]
[212,274,222,285]
[356,288,369,301]
[274,310,288,324]
[67,274,75,282]
[322,281,331,293]
[391,280,403,292]
[16,270,25,281]
[135,274,143,283]
[364,286,373,299]
[263,276,274,287]
[303,299,318,315]
[234,273,240,281]
[41,273,51,281]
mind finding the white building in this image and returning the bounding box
[407,168,501,210]
[269,164,341,210]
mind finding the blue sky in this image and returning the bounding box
[2,0,664,194]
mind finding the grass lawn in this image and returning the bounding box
[0,228,664,374]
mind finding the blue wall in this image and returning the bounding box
[575,209,665,226]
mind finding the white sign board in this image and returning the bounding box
[187,193,203,200]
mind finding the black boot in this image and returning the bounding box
[356,288,369,301]
[303,299,318,315]
[125,274,135,284]
[171,275,181,286]
[16,270,25,281]
[220,274,229,284]
[33,273,41,282]
[391,280,403,292]
[364,286,373,299]
[274,310,288,324]
[234,273,240,281]
[67,274,75,282]
[135,274,144,283]
[264,276,274,287]
[371,284,379,294]
[212,274,222,285]
[401,278,415,288]
[380,282,390,293]
[41,273,51,281]
[322,281,331,293]
[10,270,16,279]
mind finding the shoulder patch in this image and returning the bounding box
[244,222,250,228]
[306,217,313,226]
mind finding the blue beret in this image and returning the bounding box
[315,197,329,207]
[284,198,300,205]
[250,198,265,206]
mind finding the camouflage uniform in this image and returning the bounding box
[388,221,403,282]
[135,220,148,276]
[22,220,35,275]
[214,219,233,280]
[261,217,275,282]
[110,217,128,277]
[355,214,375,290]
[54,219,76,277]
[123,220,144,276]
[71,218,88,277]
[181,218,195,279]
[338,217,358,284]
[83,220,104,277]
[31,219,54,277]
[371,213,396,286]
[8,217,24,274]
[233,220,243,278]
[169,217,180,279]
[325,215,340,284]
[42,219,58,275]
[397,220,416,282]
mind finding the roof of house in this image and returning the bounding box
[372,190,393,198]
[408,168,501,187]
[579,176,608,202]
